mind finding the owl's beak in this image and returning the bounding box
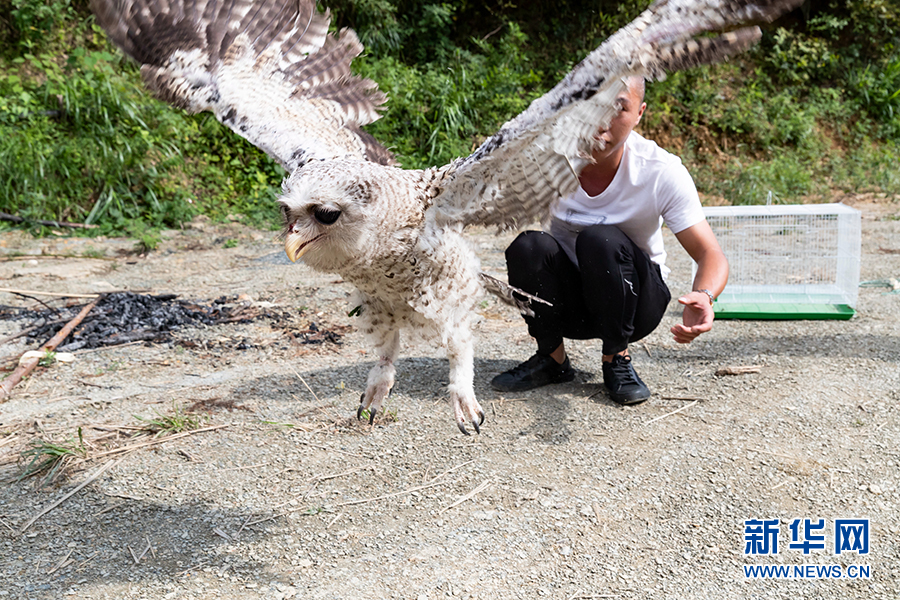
[284,232,321,263]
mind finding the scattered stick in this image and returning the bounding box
[0,324,43,346]
[92,502,125,517]
[715,365,761,376]
[0,212,98,229]
[73,340,146,355]
[74,552,98,571]
[240,459,476,530]
[439,479,493,514]
[287,364,322,404]
[89,423,230,459]
[641,342,652,358]
[332,478,447,509]
[0,299,98,402]
[645,400,698,426]
[661,395,703,402]
[586,388,606,400]
[333,459,477,510]
[46,548,76,575]
[0,253,115,261]
[213,527,231,541]
[137,539,153,562]
[17,458,123,536]
[175,561,207,577]
[0,287,100,299]
[326,512,343,529]
[219,462,271,472]
[129,546,140,565]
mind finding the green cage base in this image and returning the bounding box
[713,303,856,320]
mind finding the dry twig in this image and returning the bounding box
[439,479,493,514]
[89,423,230,459]
[645,401,698,425]
[0,287,100,299]
[715,365,761,376]
[46,548,75,575]
[16,458,123,536]
[0,299,98,402]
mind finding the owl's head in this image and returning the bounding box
[278,160,388,272]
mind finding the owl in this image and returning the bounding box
[91,0,800,434]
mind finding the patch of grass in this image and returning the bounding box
[358,406,398,425]
[259,420,297,429]
[134,403,207,437]
[37,350,56,367]
[19,427,87,487]
[96,360,122,374]
[223,239,239,248]
[81,246,106,259]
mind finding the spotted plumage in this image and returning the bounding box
[92,0,801,434]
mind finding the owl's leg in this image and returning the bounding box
[357,328,400,425]
[447,324,485,435]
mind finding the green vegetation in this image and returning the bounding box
[19,427,87,486]
[134,403,207,437]
[0,0,897,236]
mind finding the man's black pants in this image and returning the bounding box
[505,224,671,356]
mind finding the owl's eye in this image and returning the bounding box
[279,204,290,223]
[313,206,342,225]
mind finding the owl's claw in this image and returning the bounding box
[457,413,484,436]
[356,401,377,425]
[359,361,395,426]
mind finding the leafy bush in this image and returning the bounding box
[1,0,899,236]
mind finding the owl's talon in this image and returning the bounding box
[457,422,471,436]
[357,403,365,420]
[472,419,481,435]
[478,411,485,426]
[368,407,376,425]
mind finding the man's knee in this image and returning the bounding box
[505,230,559,267]
[575,224,632,264]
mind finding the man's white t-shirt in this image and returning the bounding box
[546,131,704,279]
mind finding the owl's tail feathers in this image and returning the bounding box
[480,273,552,318]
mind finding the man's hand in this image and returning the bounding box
[670,291,715,344]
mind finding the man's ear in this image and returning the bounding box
[636,102,647,123]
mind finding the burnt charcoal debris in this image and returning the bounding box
[1,292,326,351]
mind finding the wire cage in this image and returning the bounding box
[695,204,861,319]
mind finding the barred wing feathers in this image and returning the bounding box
[91,0,393,171]
[431,0,801,230]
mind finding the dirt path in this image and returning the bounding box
[0,201,898,599]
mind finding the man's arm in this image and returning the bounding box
[671,220,728,344]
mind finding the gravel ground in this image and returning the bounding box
[0,199,898,600]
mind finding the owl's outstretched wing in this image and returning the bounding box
[430,0,802,229]
[91,0,393,171]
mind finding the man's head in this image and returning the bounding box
[592,76,647,165]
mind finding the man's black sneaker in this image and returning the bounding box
[491,354,575,392]
[602,353,650,405]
